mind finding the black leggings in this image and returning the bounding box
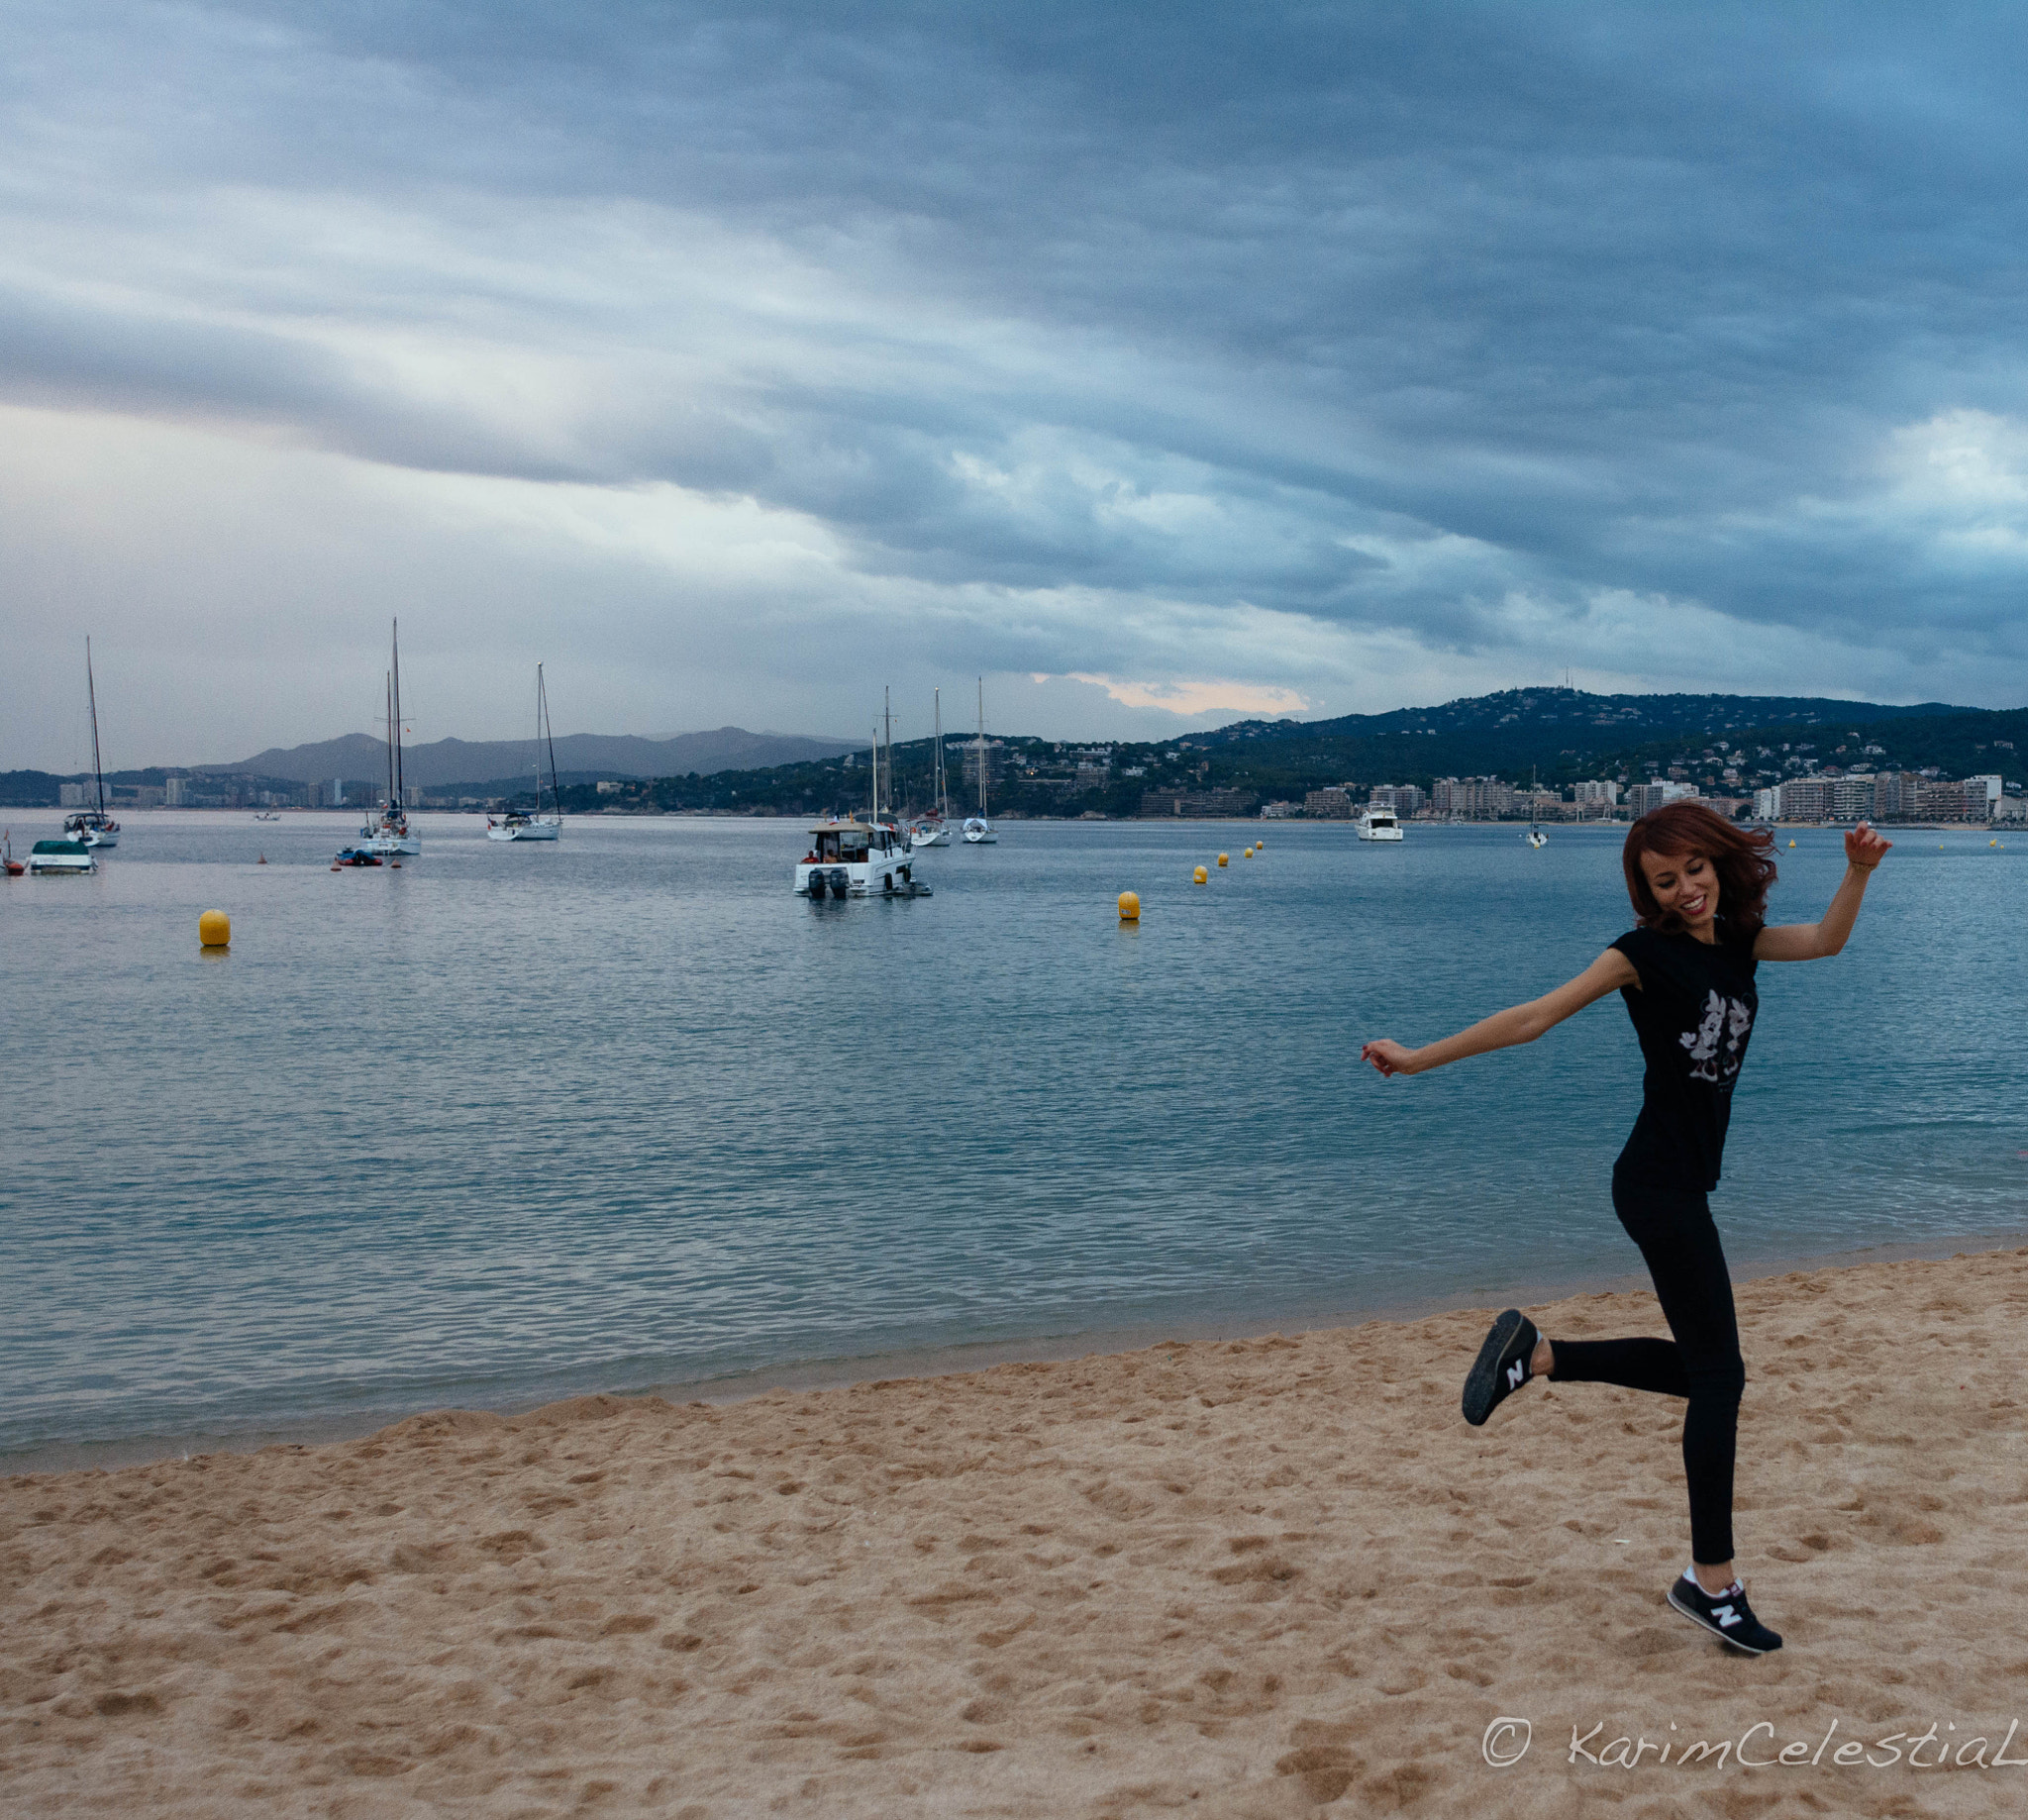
[1546,1174,1745,1566]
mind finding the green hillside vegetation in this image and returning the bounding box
[556,690,2026,819]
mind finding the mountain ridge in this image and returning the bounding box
[199,727,862,787]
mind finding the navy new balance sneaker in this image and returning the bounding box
[1668,1572,1784,1654]
[1462,1309,1540,1427]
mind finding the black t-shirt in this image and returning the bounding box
[1610,921,1760,1191]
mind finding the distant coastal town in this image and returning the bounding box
[9,685,2025,826]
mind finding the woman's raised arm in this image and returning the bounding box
[1753,823,1890,962]
[1362,947,1639,1078]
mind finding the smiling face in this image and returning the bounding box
[1639,845,1722,938]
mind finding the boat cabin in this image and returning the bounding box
[804,821,901,862]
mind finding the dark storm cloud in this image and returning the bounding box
[7,1,2028,690]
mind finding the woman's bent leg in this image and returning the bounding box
[1613,1177,1744,1566]
[1545,1179,1744,1566]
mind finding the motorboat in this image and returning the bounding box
[64,638,120,848]
[254,811,281,822]
[333,847,384,867]
[29,839,97,874]
[963,677,996,843]
[487,663,563,842]
[359,620,421,856]
[796,819,925,898]
[4,830,26,876]
[1355,807,1403,842]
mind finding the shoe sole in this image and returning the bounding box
[1667,1585,1780,1655]
[1462,1309,1530,1427]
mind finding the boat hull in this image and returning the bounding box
[796,857,918,897]
[487,820,560,842]
[30,854,96,874]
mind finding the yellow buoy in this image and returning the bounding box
[1193,864,1208,883]
[1218,852,1229,866]
[1117,890,1140,922]
[1244,846,1254,858]
[198,909,231,949]
[1787,839,1796,848]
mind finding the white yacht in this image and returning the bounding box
[1356,806,1403,841]
[487,663,563,842]
[29,839,97,874]
[359,620,421,856]
[1522,767,1548,847]
[797,819,923,897]
[64,639,120,848]
[963,676,996,843]
[911,687,953,847]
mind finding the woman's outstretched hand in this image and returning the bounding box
[1362,1039,1418,1077]
[1844,823,1892,870]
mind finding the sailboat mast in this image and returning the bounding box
[384,671,395,807]
[975,677,987,818]
[882,686,893,819]
[86,637,106,818]
[391,619,404,809]
[540,664,559,820]
[869,729,879,823]
[933,687,944,816]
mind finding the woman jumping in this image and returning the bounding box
[1362,803,1889,1655]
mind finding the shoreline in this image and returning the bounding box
[10,1242,2028,1815]
[11,1221,2022,1482]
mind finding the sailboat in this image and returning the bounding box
[359,620,421,856]
[63,639,121,848]
[487,664,563,842]
[911,688,952,847]
[1523,766,1548,848]
[962,677,996,844]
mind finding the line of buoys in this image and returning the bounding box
[198,909,230,949]
[1117,890,1140,922]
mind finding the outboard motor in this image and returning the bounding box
[827,866,850,898]
[804,869,827,899]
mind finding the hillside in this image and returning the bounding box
[550,688,2024,819]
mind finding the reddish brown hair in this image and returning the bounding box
[1622,800,1777,938]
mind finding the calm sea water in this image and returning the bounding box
[3,811,2023,1464]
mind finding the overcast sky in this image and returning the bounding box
[6,2,2027,768]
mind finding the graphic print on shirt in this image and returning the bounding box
[1679,989,1754,1084]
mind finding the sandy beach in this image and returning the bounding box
[6,1247,2028,1817]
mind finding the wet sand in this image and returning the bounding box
[6,1248,2028,1817]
